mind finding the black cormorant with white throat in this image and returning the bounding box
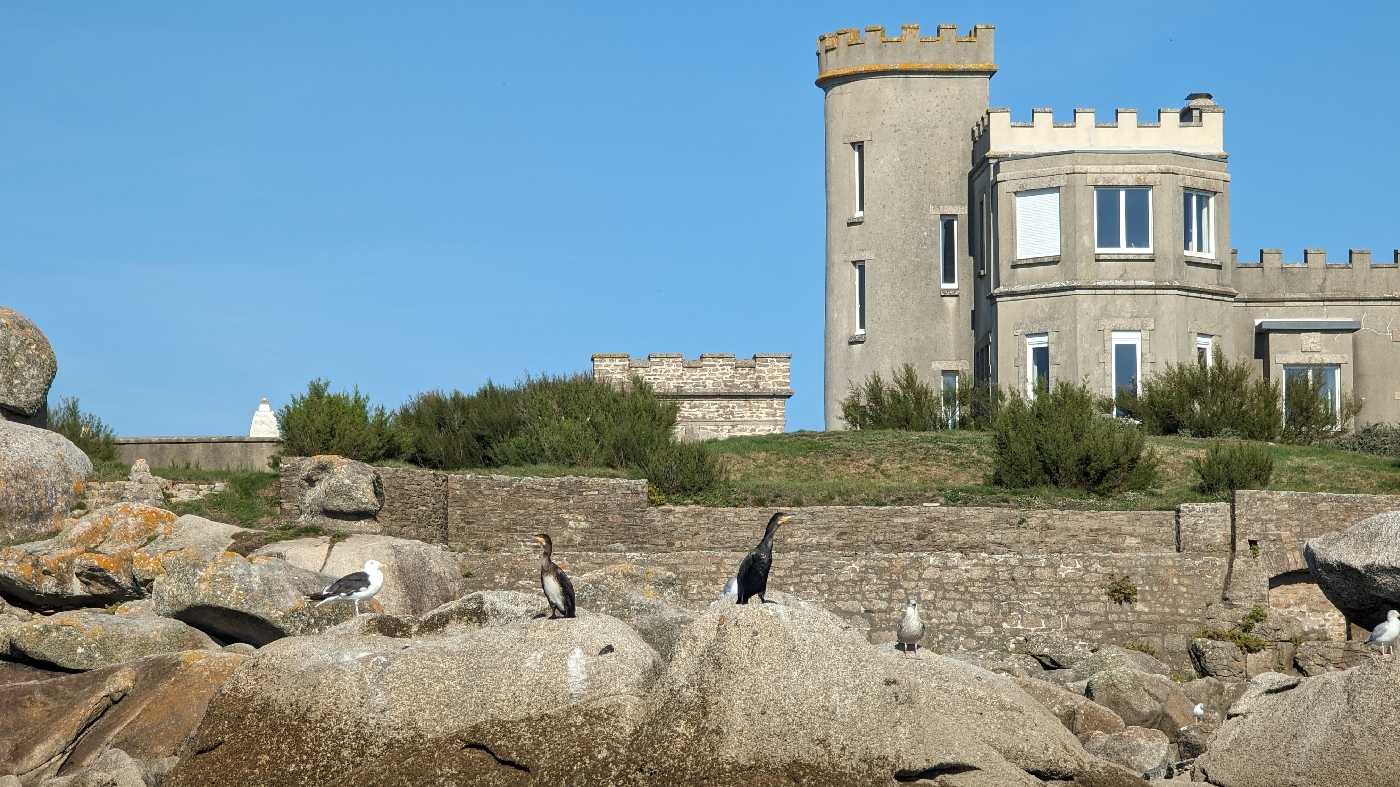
[736,512,789,604]
[535,533,576,619]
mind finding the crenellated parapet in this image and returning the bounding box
[592,353,792,441]
[815,24,995,85]
[973,95,1225,160]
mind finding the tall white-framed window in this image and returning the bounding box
[852,142,865,217]
[941,370,959,428]
[1196,334,1213,367]
[1284,364,1341,422]
[940,216,958,288]
[1026,333,1050,397]
[853,261,867,334]
[1015,188,1061,259]
[1183,190,1214,257]
[1095,187,1153,252]
[1111,330,1142,415]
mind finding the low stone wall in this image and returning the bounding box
[85,480,223,508]
[448,474,649,549]
[116,437,279,472]
[1233,490,1400,578]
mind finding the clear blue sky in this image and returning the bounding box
[3,2,1397,436]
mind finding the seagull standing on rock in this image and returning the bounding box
[308,559,384,617]
[897,599,926,659]
[1366,609,1399,658]
[1193,703,1205,725]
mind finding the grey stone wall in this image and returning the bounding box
[377,467,449,544]
[592,353,793,441]
[447,473,649,550]
[116,437,280,472]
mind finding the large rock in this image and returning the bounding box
[117,460,170,508]
[1080,726,1171,777]
[324,589,550,639]
[1225,671,1302,718]
[296,456,381,527]
[1293,639,1373,676]
[1305,512,1400,630]
[573,571,697,662]
[151,551,354,646]
[0,307,58,421]
[0,650,244,783]
[0,421,91,543]
[1084,666,1196,742]
[946,649,1047,679]
[1068,644,1172,682]
[1012,676,1126,736]
[1015,630,1096,670]
[573,596,1140,786]
[1195,660,1400,787]
[0,505,245,609]
[166,612,661,787]
[252,533,463,616]
[32,747,177,787]
[1181,676,1247,722]
[1189,637,1246,679]
[5,610,218,671]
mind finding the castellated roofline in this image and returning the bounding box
[815,24,995,85]
[973,105,1226,159]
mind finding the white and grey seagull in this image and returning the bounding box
[897,598,926,660]
[1366,609,1400,659]
[308,559,384,616]
[1193,703,1205,725]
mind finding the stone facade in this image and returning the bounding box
[591,353,792,441]
[819,23,1400,428]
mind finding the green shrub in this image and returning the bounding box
[46,396,119,461]
[392,388,494,470]
[840,364,946,431]
[1281,368,1363,444]
[1132,349,1282,440]
[1122,639,1159,658]
[1328,422,1400,457]
[1194,626,1267,654]
[1104,575,1140,605]
[1193,441,1274,495]
[643,440,726,497]
[277,379,396,462]
[991,381,1159,495]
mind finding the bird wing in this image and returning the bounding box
[736,550,771,603]
[1369,619,1396,643]
[557,568,575,617]
[313,571,370,599]
[543,568,576,617]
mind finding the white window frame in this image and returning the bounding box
[1111,330,1142,414]
[1026,333,1050,397]
[1196,334,1213,367]
[1094,187,1154,253]
[1183,189,1215,258]
[1283,364,1342,422]
[853,261,867,334]
[940,216,958,288]
[1015,188,1061,260]
[852,142,865,217]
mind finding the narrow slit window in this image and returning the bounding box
[940,216,958,287]
[1095,187,1153,252]
[1196,334,1213,366]
[1026,333,1050,397]
[1183,190,1214,256]
[941,371,959,428]
[853,142,865,217]
[1111,330,1142,415]
[854,261,867,334]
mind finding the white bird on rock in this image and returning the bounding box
[897,598,926,660]
[308,559,384,616]
[722,577,739,599]
[1366,609,1400,658]
[1193,703,1205,725]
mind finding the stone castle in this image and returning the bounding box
[592,353,792,441]
[818,24,1400,428]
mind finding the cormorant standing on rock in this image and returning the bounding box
[308,559,384,617]
[535,534,576,619]
[896,598,925,659]
[737,512,788,604]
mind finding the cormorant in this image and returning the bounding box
[736,512,788,604]
[896,598,925,659]
[535,534,576,619]
[1366,609,1399,658]
[309,559,384,616]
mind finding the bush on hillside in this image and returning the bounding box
[1328,422,1400,457]
[1193,440,1274,495]
[643,440,726,498]
[277,379,395,462]
[1281,368,1363,445]
[840,364,979,431]
[46,396,119,462]
[1130,349,1282,440]
[991,381,1159,495]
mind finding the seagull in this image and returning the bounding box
[722,577,739,599]
[737,512,788,604]
[897,598,926,660]
[535,534,576,619]
[1366,609,1400,658]
[308,559,384,616]
[1193,703,1205,725]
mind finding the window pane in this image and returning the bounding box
[1096,189,1120,249]
[941,217,957,285]
[855,263,866,331]
[1016,189,1060,259]
[854,143,864,215]
[1183,192,1194,252]
[1032,346,1050,392]
[1124,188,1151,249]
[1195,194,1211,254]
[1114,342,1139,397]
[1320,366,1339,416]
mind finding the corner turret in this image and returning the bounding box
[816,24,995,86]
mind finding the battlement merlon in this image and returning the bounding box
[972,99,1225,160]
[815,24,995,86]
[591,353,793,397]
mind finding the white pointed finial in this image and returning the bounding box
[250,398,280,437]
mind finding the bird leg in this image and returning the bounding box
[910,643,922,661]
[355,600,361,617]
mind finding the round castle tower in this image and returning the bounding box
[817,24,994,429]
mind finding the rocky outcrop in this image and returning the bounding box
[1189,637,1247,679]
[151,551,354,646]
[1293,639,1373,676]
[1012,676,1126,736]
[0,505,244,609]
[1305,511,1400,630]
[30,747,177,787]
[1067,644,1172,683]
[253,533,463,616]
[1080,726,1170,777]
[1085,666,1196,742]
[119,460,170,508]
[1016,630,1095,670]
[296,456,382,528]
[0,650,245,783]
[946,649,1047,679]
[1195,660,1400,787]
[0,307,58,423]
[166,612,662,787]
[1181,676,1247,722]
[0,421,91,543]
[5,610,218,671]
[573,575,697,662]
